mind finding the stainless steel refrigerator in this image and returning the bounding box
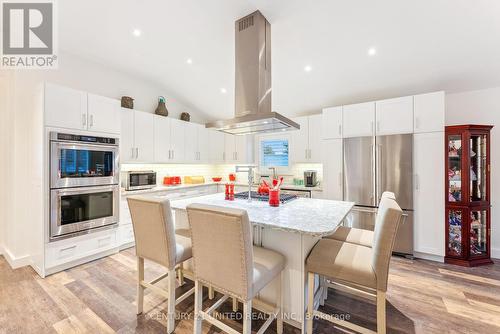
[343,134,413,255]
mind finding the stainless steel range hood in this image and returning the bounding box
[206,11,299,135]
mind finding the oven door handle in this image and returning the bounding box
[52,141,119,151]
[54,185,119,196]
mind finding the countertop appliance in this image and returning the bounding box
[123,171,157,190]
[304,170,318,187]
[343,134,414,256]
[50,131,119,241]
[205,11,299,135]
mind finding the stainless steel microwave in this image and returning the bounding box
[123,171,157,191]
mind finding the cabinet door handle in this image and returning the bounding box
[305,149,308,160]
[136,148,139,159]
[235,152,238,161]
[90,114,94,128]
[338,125,342,136]
[172,150,174,160]
[82,114,87,128]
[168,149,171,160]
[131,148,135,159]
[415,174,420,190]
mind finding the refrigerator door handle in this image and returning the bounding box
[376,143,382,203]
[370,144,376,206]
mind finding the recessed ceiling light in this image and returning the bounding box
[304,65,312,72]
[132,29,142,37]
[368,47,377,56]
[220,88,227,94]
[186,58,193,64]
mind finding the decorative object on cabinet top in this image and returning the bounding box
[154,96,168,116]
[180,112,191,122]
[121,96,134,109]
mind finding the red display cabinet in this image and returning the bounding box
[445,125,493,266]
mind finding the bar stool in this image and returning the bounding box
[127,196,195,334]
[325,191,396,247]
[306,197,403,334]
[186,203,285,334]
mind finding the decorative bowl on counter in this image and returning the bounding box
[212,177,223,182]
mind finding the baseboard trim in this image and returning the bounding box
[1,246,32,269]
[414,251,444,263]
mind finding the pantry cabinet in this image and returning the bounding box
[413,132,444,257]
[414,91,445,133]
[290,115,322,163]
[375,96,414,135]
[322,139,343,201]
[45,83,120,134]
[342,102,375,138]
[322,106,342,139]
[120,108,154,163]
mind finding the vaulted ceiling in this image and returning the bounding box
[60,0,500,120]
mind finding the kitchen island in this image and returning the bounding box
[169,193,354,331]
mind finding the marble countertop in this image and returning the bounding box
[121,182,220,196]
[169,193,353,237]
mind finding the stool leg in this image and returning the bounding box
[167,269,176,334]
[243,300,252,334]
[136,257,144,315]
[177,263,185,286]
[277,271,284,334]
[209,285,215,299]
[377,290,386,334]
[307,272,315,334]
[232,297,238,312]
[194,280,203,334]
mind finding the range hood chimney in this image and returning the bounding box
[206,10,299,135]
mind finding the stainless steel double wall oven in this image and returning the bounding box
[49,132,119,240]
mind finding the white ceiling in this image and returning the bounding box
[59,0,500,120]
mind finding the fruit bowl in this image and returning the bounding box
[212,177,223,182]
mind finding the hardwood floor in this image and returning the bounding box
[1,249,500,334]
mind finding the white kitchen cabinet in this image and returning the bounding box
[121,109,154,163]
[133,111,155,162]
[342,102,375,138]
[291,115,322,163]
[375,96,414,135]
[120,108,135,162]
[322,106,343,139]
[87,93,120,134]
[197,126,210,163]
[322,139,343,201]
[209,130,226,163]
[153,115,171,163]
[308,114,323,162]
[45,83,88,130]
[224,134,250,164]
[414,91,445,133]
[184,122,198,163]
[169,119,185,163]
[413,132,444,257]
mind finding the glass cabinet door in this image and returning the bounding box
[448,135,462,203]
[469,134,488,202]
[448,209,464,257]
[470,209,488,257]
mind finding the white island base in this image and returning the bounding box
[169,194,354,332]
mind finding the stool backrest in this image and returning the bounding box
[372,197,403,291]
[127,196,176,269]
[186,204,253,300]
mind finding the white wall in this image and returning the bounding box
[446,87,500,258]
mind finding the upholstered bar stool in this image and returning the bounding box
[306,197,403,334]
[127,196,195,334]
[325,191,396,247]
[186,203,286,334]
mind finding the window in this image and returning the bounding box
[260,139,289,167]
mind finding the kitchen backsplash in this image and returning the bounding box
[121,163,323,186]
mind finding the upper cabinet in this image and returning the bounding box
[45,83,120,134]
[45,83,88,131]
[209,130,226,163]
[322,106,342,139]
[87,94,120,134]
[342,102,375,138]
[121,108,154,163]
[414,91,445,133]
[224,134,252,164]
[290,115,322,163]
[375,96,414,135]
[153,116,186,163]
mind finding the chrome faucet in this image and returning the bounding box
[235,165,256,202]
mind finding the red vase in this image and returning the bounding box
[269,189,280,207]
